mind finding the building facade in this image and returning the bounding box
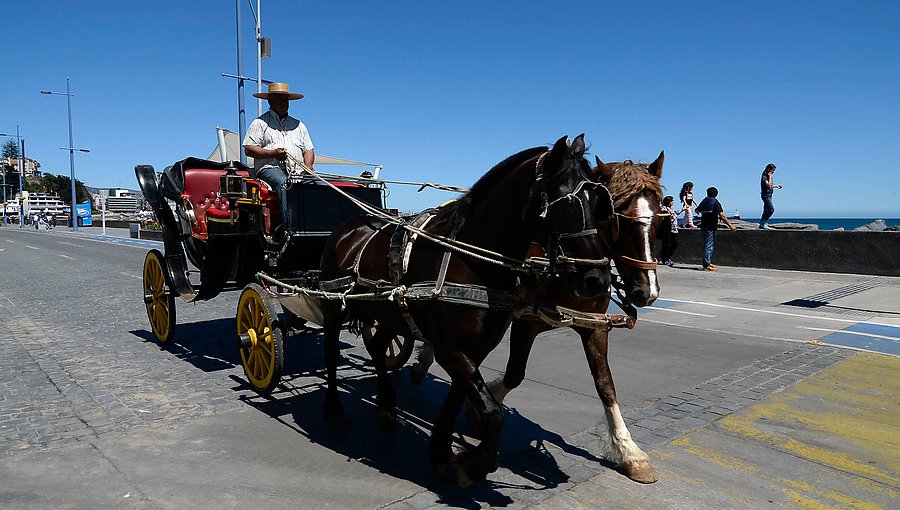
[0,157,41,178]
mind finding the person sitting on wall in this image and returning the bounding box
[242,82,315,232]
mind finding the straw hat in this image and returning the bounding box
[253,82,304,100]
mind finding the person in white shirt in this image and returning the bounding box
[242,82,315,231]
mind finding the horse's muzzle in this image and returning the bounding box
[575,267,610,299]
[628,286,658,307]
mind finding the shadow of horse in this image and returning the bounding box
[131,322,607,504]
[240,363,606,507]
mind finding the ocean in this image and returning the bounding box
[739,218,900,230]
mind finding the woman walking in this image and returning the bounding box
[678,182,697,228]
[759,163,782,230]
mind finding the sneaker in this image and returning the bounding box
[703,265,718,271]
[759,224,774,230]
[666,260,675,267]
[709,264,719,269]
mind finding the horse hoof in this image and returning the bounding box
[620,459,659,484]
[456,467,475,488]
[437,462,477,488]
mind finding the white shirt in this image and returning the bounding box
[242,110,314,172]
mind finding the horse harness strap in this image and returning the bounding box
[388,211,436,286]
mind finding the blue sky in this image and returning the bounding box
[3,1,898,217]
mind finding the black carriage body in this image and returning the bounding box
[136,157,384,302]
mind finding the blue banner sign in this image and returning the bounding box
[76,200,92,226]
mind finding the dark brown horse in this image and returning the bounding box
[412,152,666,483]
[319,135,612,486]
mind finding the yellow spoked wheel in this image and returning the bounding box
[142,249,176,344]
[236,284,284,394]
[362,322,414,372]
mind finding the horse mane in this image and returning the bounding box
[433,146,546,237]
[606,160,664,208]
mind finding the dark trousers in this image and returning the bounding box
[760,193,775,225]
[660,231,679,261]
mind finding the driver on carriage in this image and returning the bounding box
[242,81,315,232]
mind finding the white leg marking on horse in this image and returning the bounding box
[636,197,660,301]
[604,402,650,465]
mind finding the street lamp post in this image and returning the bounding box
[41,78,90,232]
[0,127,26,228]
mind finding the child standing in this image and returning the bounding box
[694,187,737,271]
[659,196,681,266]
[679,182,697,228]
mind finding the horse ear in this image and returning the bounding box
[551,135,569,154]
[593,155,614,184]
[648,150,665,178]
[570,133,586,158]
[542,135,569,176]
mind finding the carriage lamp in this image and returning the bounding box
[220,160,245,208]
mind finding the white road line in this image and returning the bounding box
[26,245,39,250]
[640,317,810,343]
[57,241,86,248]
[796,326,899,341]
[118,271,142,280]
[5,239,14,243]
[661,298,897,327]
[58,254,73,260]
[647,306,715,318]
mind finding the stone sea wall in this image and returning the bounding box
[669,226,900,276]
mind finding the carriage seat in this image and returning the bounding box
[180,167,277,238]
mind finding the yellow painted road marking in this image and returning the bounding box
[670,436,758,474]
[720,352,900,488]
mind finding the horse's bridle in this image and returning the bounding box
[535,177,617,273]
[524,151,613,273]
[602,210,671,271]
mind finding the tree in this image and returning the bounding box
[2,139,19,159]
[2,140,22,197]
[38,173,89,204]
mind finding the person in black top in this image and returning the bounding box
[694,187,736,271]
[759,163,782,229]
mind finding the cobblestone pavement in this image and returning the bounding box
[0,291,248,457]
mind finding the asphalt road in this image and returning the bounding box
[1,226,897,509]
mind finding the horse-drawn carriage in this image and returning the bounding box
[136,136,668,486]
[136,157,414,393]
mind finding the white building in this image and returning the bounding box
[94,188,138,214]
[22,192,67,217]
